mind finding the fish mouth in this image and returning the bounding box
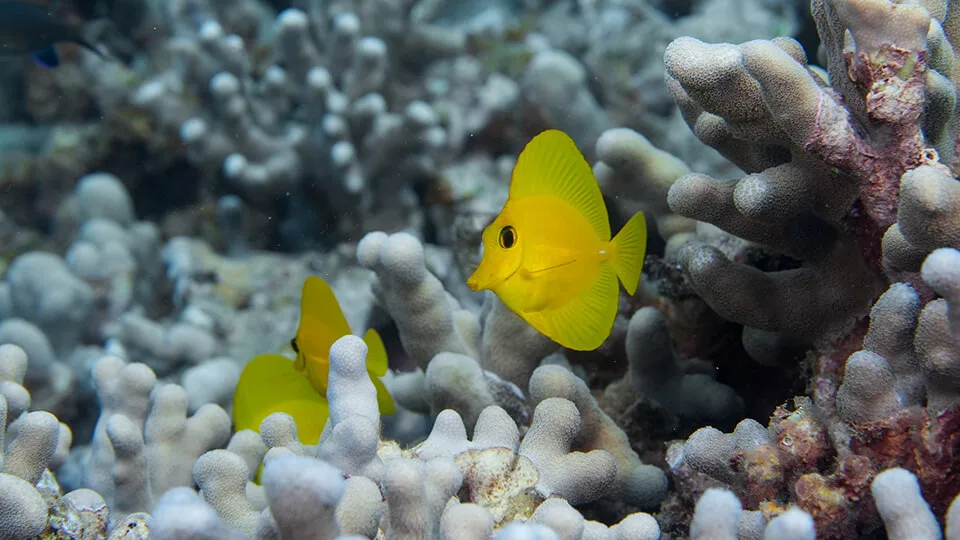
[466,270,496,292]
[466,272,483,291]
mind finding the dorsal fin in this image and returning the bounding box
[295,276,352,361]
[363,328,389,377]
[508,129,610,240]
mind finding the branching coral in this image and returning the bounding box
[529,365,669,511]
[642,1,960,536]
[683,468,960,539]
[357,230,552,407]
[61,353,231,516]
[604,306,744,431]
[0,344,132,538]
[1,0,960,538]
[148,333,668,538]
[126,0,504,242]
[669,244,960,538]
[659,0,960,358]
[136,332,959,539]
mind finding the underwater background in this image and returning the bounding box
[0,0,958,538]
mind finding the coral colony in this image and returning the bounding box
[0,0,958,538]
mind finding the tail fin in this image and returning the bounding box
[609,211,648,295]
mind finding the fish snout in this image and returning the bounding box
[466,269,494,292]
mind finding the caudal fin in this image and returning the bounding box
[609,211,648,295]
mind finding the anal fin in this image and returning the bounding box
[524,262,619,351]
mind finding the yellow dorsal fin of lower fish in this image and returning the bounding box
[232,353,330,445]
[525,262,620,351]
[363,328,388,376]
[509,129,611,241]
[371,374,397,415]
[362,328,396,415]
[294,275,352,370]
[609,211,648,295]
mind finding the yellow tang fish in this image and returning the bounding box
[466,129,647,351]
[232,276,396,445]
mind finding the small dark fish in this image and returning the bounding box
[0,1,104,68]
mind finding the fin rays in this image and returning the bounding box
[476,129,649,351]
[610,212,648,295]
[526,262,620,351]
[296,276,352,368]
[510,130,611,241]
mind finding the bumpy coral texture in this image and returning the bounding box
[659,0,960,363]
[3,0,960,538]
[644,0,960,537]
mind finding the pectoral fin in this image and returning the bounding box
[523,262,619,351]
[522,243,578,275]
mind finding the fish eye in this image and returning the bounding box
[498,226,517,249]
[290,338,300,353]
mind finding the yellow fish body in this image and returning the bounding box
[466,129,647,351]
[232,276,396,445]
[232,353,330,443]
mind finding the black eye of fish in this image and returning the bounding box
[498,226,517,249]
[290,338,299,353]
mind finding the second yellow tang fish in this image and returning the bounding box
[232,276,396,444]
[466,129,647,351]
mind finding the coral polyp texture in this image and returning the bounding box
[1,0,960,538]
